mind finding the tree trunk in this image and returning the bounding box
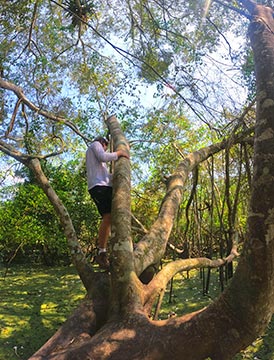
[19,2,274,358]
[106,116,144,317]
[27,121,259,359]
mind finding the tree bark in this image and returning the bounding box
[106,116,144,317]
[4,2,274,355]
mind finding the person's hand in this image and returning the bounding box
[116,149,130,159]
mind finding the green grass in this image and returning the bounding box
[0,264,85,360]
[0,264,273,360]
[157,269,220,320]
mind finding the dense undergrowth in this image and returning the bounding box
[0,264,273,360]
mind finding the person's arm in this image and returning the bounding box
[92,142,118,162]
[93,142,129,162]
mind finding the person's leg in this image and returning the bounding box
[96,213,111,269]
[89,186,112,269]
[98,213,111,251]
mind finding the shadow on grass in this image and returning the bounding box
[1,264,273,360]
[0,264,85,360]
[157,269,220,319]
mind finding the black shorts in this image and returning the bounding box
[89,186,112,216]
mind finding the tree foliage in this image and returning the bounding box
[0,159,100,265]
[1,0,274,359]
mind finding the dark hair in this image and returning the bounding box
[94,136,109,146]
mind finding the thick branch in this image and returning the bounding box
[143,246,239,311]
[0,142,94,292]
[0,139,30,164]
[0,77,90,143]
[134,126,254,275]
[106,115,144,316]
[27,158,95,290]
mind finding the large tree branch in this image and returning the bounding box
[143,245,239,312]
[27,158,95,290]
[0,77,90,143]
[213,0,251,19]
[106,115,144,316]
[0,137,65,160]
[0,139,30,164]
[134,126,254,275]
[0,140,96,293]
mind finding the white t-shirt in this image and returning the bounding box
[86,141,118,190]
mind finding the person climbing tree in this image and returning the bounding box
[86,136,129,269]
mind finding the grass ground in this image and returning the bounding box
[0,264,85,360]
[0,264,273,359]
